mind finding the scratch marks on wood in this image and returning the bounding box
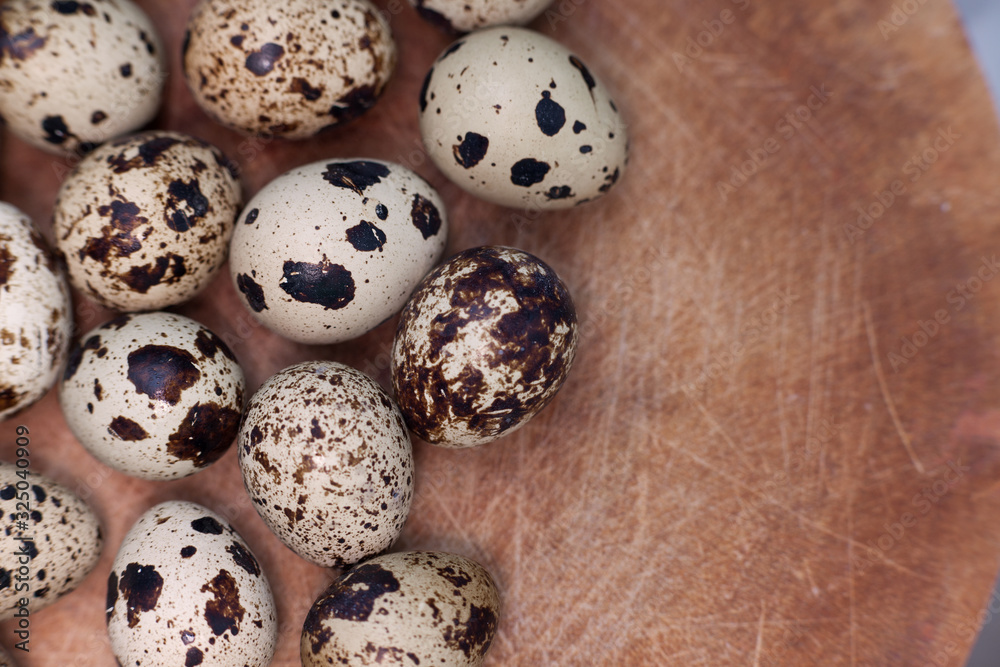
[862,301,926,474]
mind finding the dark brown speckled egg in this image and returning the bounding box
[59,312,245,481]
[419,27,628,210]
[392,245,578,448]
[238,361,413,567]
[301,551,501,667]
[182,0,396,137]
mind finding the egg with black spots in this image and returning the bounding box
[392,246,578,447]
[0,462,102,620]
[183,0,396,137]
[301,551,501,666]
[238,361,413,567]
[107,501,277,667]
[229,158,447,344]
[410,0,553,32]
[53,131,241,312]
[0,0,165,155]
[419,26,628,209]
[0,203,73,421]
[59,312,245,481]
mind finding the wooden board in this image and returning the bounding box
[3,0,1000,664]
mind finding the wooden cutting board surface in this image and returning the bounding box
[4,0,1000,664]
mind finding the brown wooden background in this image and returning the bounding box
[3,0,1000,664]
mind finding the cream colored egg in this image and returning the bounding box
[59,312,245,481]
[53,131,242,312]
[301,551,501,666]
[238,361,413,567]
[229,158,447,344]
[0,0,165,155]
[392,246,578,447]
[183,0,396,138]
[0,204,73,421]
[107,501,277,667]
[419,26,628,210]
[410,0,553,32]
[0,462,102,620]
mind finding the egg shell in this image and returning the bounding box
[392,245,578,447]
[0,462,103,620]
[238,361,413,567]
[301,550,501,666]
[0,0,165,155]
[107,500,277,667]
[183,0,396,138]
[410,0,553,33]
[229,158,447,345]
[59,312,245,481]
[0,203,73,421]
[419,26,628,210]
[53,131,242,312]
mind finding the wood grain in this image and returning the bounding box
[3,0,1000,664]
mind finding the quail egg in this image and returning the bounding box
[0,461,103,620]
[229,158,447,344]
[0,0,165,155]
[53,131,242,312]
[392,246,578,447]
[59,312,245,481]
[419,26,628,209]
[0,203,72,421]
[302,551,500,666]
[107,500,277,667]
[183,0,396,137]
[238,361,413,567]
[410,0,553,33]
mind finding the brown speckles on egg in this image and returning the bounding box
[0,464,102,621]
[392,246,578,448]
[108,501,276,665]
[410,0,551,32]
[301,551,500,666]
[0,205,72,420]
[0,0,165,155]
[229,159,447,344]
[238,362,413,567]
[182,0,396,138]
[53,131,241,312]
[59,313,245,481]
[419,27,628,209]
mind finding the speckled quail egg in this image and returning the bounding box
[183,0,396,138]
[0,0,165,156]
[0,461,103,620]
[392,246,577,447]
[229,158,447,344]
[59,312,245,481]
[107,500,277,667]
[301,551,500,666]
[0,204,72,421]
[239,361,413,567]
[410,0,553,33]
[53,131,242,312]
[419,26,628,210]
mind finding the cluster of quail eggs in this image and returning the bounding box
[0,0,628,663]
